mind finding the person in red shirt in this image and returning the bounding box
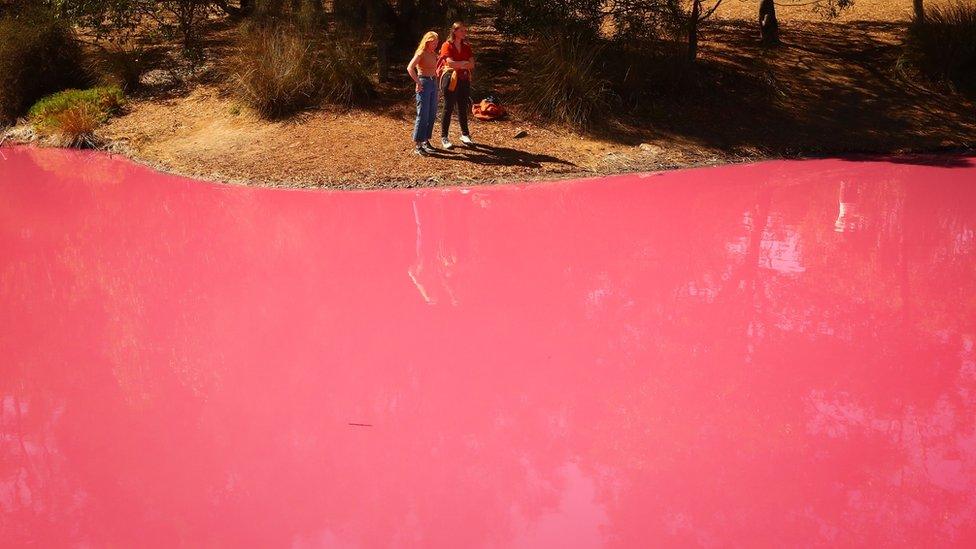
[438,21,475,149]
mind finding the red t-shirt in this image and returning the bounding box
[440,40,473,80]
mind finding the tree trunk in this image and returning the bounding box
[377,40,390,82]
[367,0,395,80]
[913,0,925,24]
[688,0,700,62]
[759,0,778,45]
[177,1,198,50]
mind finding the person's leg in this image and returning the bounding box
[421,81,435,141]
[412,86,426,144]
[441,80,456,139]
[425,84,438,142]
[457,78,471,137]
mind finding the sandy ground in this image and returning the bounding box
[99,86,727,189]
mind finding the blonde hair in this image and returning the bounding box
[415,31,439,56]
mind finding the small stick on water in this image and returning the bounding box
[348,422,373,427]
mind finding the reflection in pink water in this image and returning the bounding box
[2,146,976,547]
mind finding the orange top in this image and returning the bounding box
[440,40,473,80]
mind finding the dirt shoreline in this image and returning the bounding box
[5,129,973,191]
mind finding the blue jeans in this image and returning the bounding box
[412,77,438,143]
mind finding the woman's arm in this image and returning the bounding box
[444,57,471,70]
[407,54,422,92]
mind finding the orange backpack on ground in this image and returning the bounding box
[472,98,506,121]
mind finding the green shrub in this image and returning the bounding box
[907,1,976,92]
[29,86,124,145]
[517,34,615,129]
[0,8,87,123]
[231,23,375,119]
[29,87,124,122]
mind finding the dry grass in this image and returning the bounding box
[517,35,614,129]
[231,23,375,119]
[89,44,158,92]
[316,37,376,107]
[232,24,321,118]
[51,105,101,147]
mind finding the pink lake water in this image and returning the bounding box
[2,145,976,547]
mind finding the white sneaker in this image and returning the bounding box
[441,137,453,149]
[460,135,474,146]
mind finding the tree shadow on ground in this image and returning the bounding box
[836,152,975,168]
[427,142,576,169]
[542,18,976,163]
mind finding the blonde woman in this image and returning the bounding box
[407,31,440,156]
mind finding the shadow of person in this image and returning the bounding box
[445,142,577,169]
[424,149,457,159]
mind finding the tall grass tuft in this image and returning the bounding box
[232,24,321,118]
[517,35,615,130]
[906,1,976,92]
[231,22,375,119]
[318,37,376,107]
[0,8,87,123]
[50,105,101,147]
[90,44,158,92]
